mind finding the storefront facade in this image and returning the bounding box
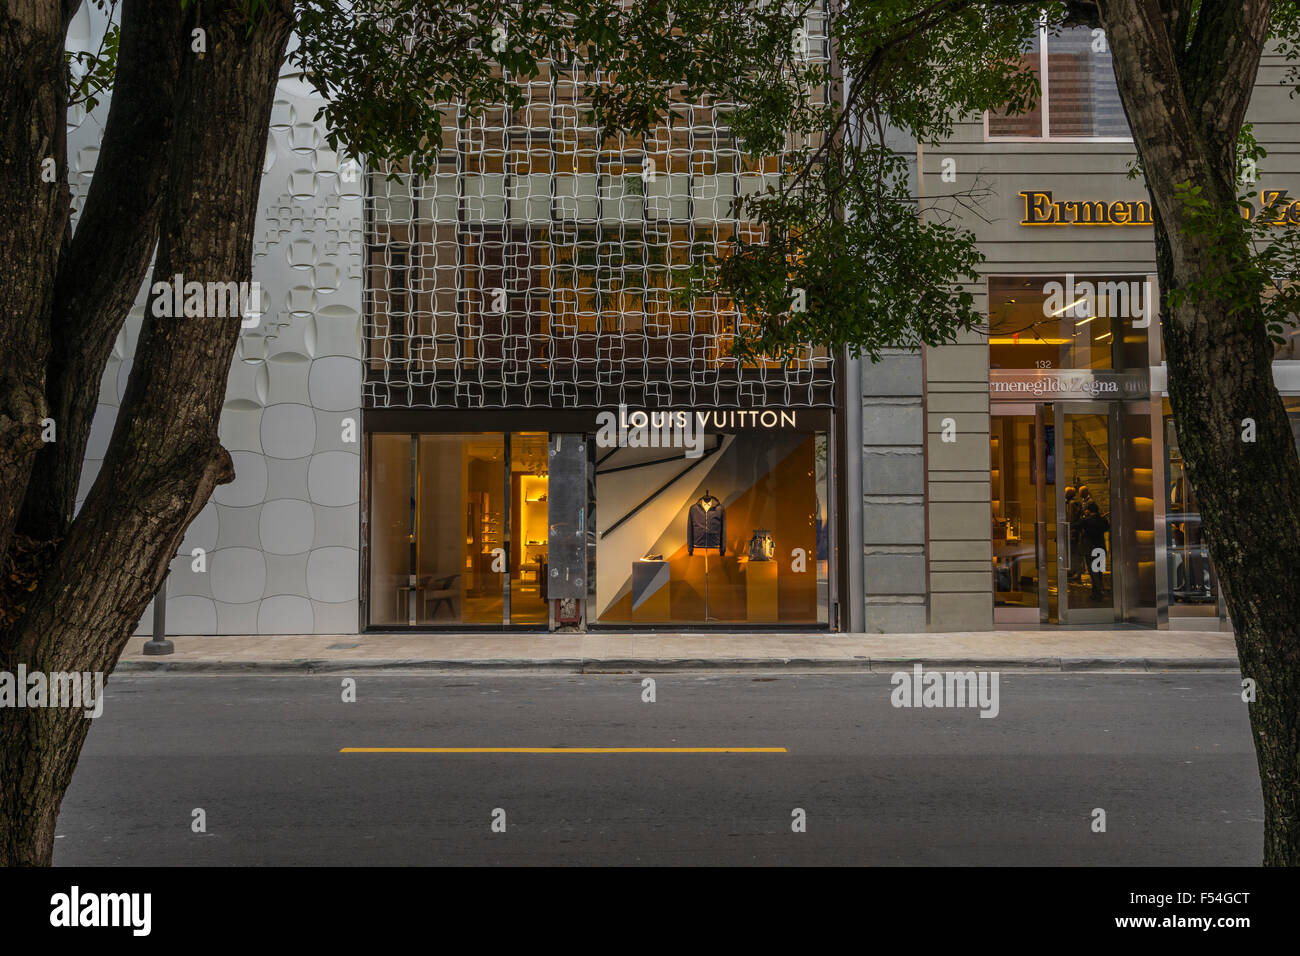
[913,26,1300,631]
[360,409,835,630]
[99,17,848,638]
[86,18,1292,637]
[356,29,845,632]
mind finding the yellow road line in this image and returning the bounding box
[340,747,787,754]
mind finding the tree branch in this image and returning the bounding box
[4,0,294,671]
[1180,0,1272,175]
[17,0,186,542]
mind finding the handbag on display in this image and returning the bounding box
[748,529,775,561]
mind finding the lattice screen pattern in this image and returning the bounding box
[363,21,834,410]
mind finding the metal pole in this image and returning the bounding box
[142,571,174,655]
[843,347,864,632]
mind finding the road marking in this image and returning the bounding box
[340,747,788,754]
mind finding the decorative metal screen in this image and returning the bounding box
[363,15,834,410]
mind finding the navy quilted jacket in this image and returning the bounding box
[688,497,725,554]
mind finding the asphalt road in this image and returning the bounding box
[52,671,1261,865]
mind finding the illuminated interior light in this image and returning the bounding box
[1048,297,1087,317]
[988,337,1072,345]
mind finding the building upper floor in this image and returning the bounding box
[361,16,836,412]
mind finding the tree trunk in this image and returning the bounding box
[0,697,96,865]
[0,0,70,564]
[1100,0,1300,864]
[1162,247,1300,866]
[0,0,294,867]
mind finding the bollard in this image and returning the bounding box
[142,571,174,655]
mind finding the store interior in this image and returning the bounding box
[595,431,829,625]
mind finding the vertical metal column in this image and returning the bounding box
[547,433,588,628]
[408,433,418,626]
[1034,403,1050,623]
[142,572,174,655]
[1109,401,1124,623]
[503,432,512,625]
[842,349,864,632]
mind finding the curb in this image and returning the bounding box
[115,656,1242,674]
[117,658,582,674]
[1141,658,1240,670]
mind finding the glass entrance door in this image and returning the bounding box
[992,402,1120,625]
[417,434,506,626]
[1054,403,1119,624]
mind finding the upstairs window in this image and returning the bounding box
[988,24,1129,140]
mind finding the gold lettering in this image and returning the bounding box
[1011,191,1300,228]
[1020,190,1057,225]
[1262,189,1291,225]
[1077,201,1107,223]
[1126,200,1151,225]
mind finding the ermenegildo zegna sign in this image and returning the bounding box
[1020,188,1300,227]
[990,369,1149,400]
[1020,190,1153,227]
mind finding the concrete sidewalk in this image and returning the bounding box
[116,628,1240,673]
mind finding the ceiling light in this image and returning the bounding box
[1049,297,1088,317]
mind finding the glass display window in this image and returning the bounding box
[367,432,547,627]
[595,429,829,625]
[1161,401,1217,614]
[988,274,1153,371]
[1160,398,1299,620]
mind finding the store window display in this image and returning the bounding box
[596,429,829,625]
[366,431,548,628]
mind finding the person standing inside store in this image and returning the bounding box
[1064,486,1081,581]
[1076,500,1110,601]
[1073,485,1094,581]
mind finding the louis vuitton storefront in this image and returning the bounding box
[361,407,836,631]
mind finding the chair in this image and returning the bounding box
[422,573,461,620]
